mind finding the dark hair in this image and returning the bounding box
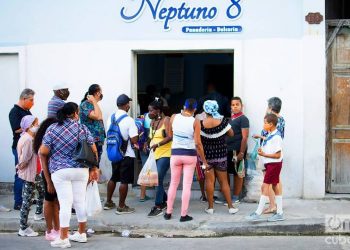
[81,84,101,103]
[184,98,197,111]
[231,96,243,104]
[265,113,278,126]
[149,98,163,112]
[268,97,282,113]
[57,102,79,125]
[33,117,58,154]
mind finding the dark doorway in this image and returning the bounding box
[326,0,350,20]
[137,52,234,117]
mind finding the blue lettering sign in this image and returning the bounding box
[120,0,242,31]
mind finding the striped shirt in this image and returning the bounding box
[42,119,94,174]
[47,96,65,118]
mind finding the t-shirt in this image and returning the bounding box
[47,96,65,118]
[106,109,138,158]
[261,129,283,164]
[80,100,106,144]
[9,105,32,149]
[226,114,249,151]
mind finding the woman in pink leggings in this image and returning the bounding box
[164,99,209,222]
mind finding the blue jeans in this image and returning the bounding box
[12,148,24,206]
[155,157,170,206]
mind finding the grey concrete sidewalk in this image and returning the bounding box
[1,192,349,237]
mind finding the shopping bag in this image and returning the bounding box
[235,159,245,178]
[250,139,260,161]
[137,150,158,187]
[85,181,102,217]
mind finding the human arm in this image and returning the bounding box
[86,96,102,120]
[16,139,34,170]
[258,148,281,159]
[39,145,55,194]
[194,119,209,170]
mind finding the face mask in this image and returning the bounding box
[29,126,39,133]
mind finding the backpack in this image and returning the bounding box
[106,113,128,163]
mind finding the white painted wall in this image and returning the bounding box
[0,54,20,182]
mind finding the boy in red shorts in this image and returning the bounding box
[246,113,284,222]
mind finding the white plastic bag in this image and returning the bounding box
[137,150,158,187]
[244,156,264,203]
[85,181,102,217]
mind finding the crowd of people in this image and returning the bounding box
[6,83,285,248]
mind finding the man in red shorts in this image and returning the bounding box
[246,113,284,222]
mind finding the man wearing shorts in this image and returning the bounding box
[104,94,138,214]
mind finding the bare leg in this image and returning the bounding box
[205,169,215,209]
[60,227,69,240]
[215,170,233,209]
[140,185,147,199]
[106,180,116,203]
[233,175,244,196]
[44,200,54,233]
[78,222,86,234]
[53,200,60,231]
[199,179,206,199]
[119,183,128,208]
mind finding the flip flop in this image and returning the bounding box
[263,207,277,214]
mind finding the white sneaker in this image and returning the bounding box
[228,207,239,214]
[18,227,39,237]
[205,208,214,214]
[50,238,71,248]
[34,213,44,221]
[68,232,87,243]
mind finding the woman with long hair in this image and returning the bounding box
[40,102,100,248]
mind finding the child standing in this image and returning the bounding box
[246,113,284,222]
[17,115,45,236]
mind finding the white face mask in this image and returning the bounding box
[29,126,39,133]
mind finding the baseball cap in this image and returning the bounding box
[117,94,132,106]
[52,82,69,91]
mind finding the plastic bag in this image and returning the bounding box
[235,159,245,178]
[137,150,158,187]
[250,139,260,161]
[244,156,264,203]
[85,181,102,217]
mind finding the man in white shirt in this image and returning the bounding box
[104,94,138,214]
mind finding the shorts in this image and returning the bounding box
[41,172,58,202]
[263,162,282,185]
[110,157,135,184]
[227,150,247,175]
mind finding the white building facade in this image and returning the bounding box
[0,0,326,198]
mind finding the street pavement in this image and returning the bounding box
[1,190,350,237]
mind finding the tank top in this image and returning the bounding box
[172,114,196,150]
[149,124,172,160]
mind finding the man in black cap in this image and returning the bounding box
[104,94,139,214]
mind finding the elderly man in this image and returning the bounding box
[8,88,35,210]
[48,82,70,118]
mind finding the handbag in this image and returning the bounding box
[73,125,98,168]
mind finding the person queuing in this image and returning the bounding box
[104,94,138,214]
[200,100,239,215]
[226,97,249,204]
[48,82,69,118]
[40,102,100,248]
[80,84,105,165]
[33,117,60,241]
[164,98,209,222]
[145,98,172,217]
[17,115,45,237]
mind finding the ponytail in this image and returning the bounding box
[57,102,79,125]
[149,97,163,112]
[81,91,89,103]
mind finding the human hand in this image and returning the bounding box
[47,181,56,194]
[89,167,100,182]
[237,152,244,161]
[87,95,97,104]
[257,148,264,156]
[150,144,158,151]
[253,134,262,139]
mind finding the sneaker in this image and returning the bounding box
[246,212,264,222]
[34,213,44,221]
[45,230,59,241]
[159,202,167,211]
[0,205,11,212]
[199,196,207,203]
[50,238,71,248]
[267,213,285,222]
[228,207,239,214]
[214,198,224,204]
[69,232,87,243]
[148,206,163,217]
[103,201,116,210]
[205,208,214,215]
[180,215,193,222]
[18,227,39,237]
[115,205,135,215]
[164,213,171,220]
[139,195,151,202]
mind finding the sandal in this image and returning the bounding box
[263,206,277,214]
